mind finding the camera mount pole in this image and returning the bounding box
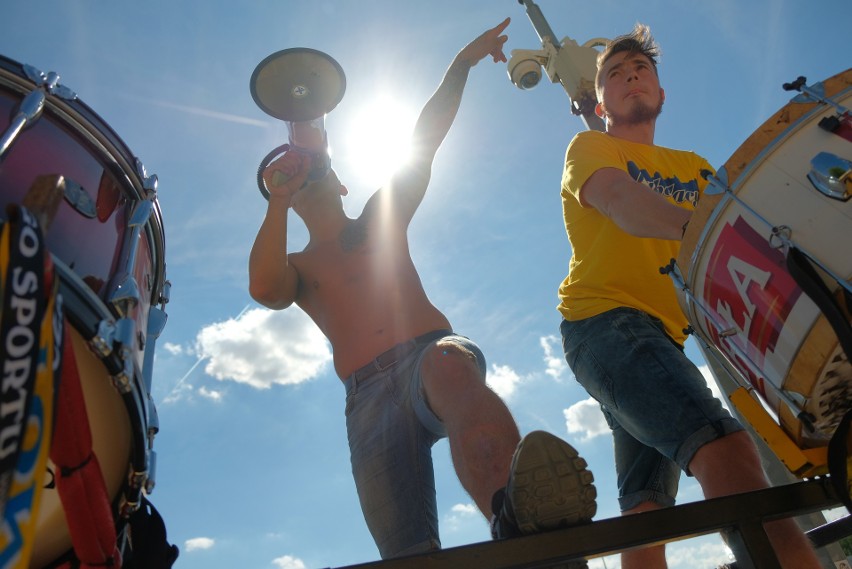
[517,0,606,132]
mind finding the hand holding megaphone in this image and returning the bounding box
[262,151,313,201]
[250,47,346,200]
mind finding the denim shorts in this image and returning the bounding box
[342,331,486,559]
[560,307,742,511]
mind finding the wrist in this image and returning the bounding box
[268,194,293,209]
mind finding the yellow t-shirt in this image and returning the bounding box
[558,130,714,345]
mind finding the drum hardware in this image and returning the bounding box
[145,400,159,494]
[807,151,852,201]
[136,156,159,199]
[784,75,850,119]
[662,259,819,432]
[112,316,137,394]
[1,54,171,566]
[61,177,98,217]
[109,198,156,315]
[0,65,75,160]
[768,225,793,250]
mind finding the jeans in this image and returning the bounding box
[560,307,742,511]
[343,331,486,558]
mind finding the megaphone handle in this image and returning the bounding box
[256,143,292,200]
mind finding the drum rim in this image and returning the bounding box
[0,54,167,307]
[723,69,852,195]
[53,256,151,507]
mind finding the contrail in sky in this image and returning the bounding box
[122,94,272,127]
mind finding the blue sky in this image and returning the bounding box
[2,1,850,568]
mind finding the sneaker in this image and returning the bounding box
[491,431,597,565]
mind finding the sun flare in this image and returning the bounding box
[339,95,418,187]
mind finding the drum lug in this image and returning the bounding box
[146,449,158,494]
[806,151,852,201]
[159,279,172,307]
[108,200,154,315]
[111,317,136,394]
[135,158,159,199]
[89,319,117,358]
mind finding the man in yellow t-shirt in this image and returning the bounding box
[557,23,819,569]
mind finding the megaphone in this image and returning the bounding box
[250,48,346,199]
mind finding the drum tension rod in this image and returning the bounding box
[0,65,77,160]
[783,75,850,133]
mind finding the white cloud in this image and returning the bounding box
[196,307,332,389]
[564,397,609,442]
[184,537,215,551]
[162,342,184,355]
[198,386,223,401]
[585,536,731,568]
[442,502,480,532]
[486,363,524,399]
[272,555,307,569]
[540,335,568,379]
[667,538,732,568]
[450,503,477,515]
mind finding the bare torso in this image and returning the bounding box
[290,214,451,379]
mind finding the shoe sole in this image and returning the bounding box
[507,430,597,535]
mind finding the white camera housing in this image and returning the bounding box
[507,49,545,90]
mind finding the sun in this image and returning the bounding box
[338,94,418,188]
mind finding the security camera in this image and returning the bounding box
[510,59,542,89]
[507,49,546,90]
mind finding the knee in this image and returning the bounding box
[689,431,769,492]
[420,341,506,423]
[422,341,483,384]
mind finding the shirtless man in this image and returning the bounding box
[249,18,596,562]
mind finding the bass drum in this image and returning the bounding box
[676,68,851,451]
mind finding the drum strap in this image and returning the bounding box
[0,205,60,568]
[828,410,852,513]
[787,247,852,511]
[50,320,121,569]
[785,247,852,364]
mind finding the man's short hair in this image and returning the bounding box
[595,23,660,97]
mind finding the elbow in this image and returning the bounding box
[249,282,294,310]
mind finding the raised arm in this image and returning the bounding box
[248,151,312,309]
[378,18,510,221]
[410,18,509,168]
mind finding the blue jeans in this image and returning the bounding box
[560,307,742,511]
[343,331,486,559]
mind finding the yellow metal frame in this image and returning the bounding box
[729,387,828,478]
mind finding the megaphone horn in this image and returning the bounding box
[250,47,346,123]
[250,48,346,199]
